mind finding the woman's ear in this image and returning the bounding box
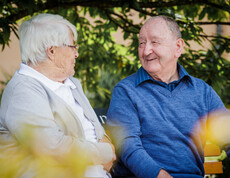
[46,46,55,61]
[175,38,184,58]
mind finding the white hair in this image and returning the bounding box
[18,13,77,65]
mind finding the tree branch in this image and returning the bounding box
[103,9,141,31]
[104,10,137,34]
[138,0,230,13]
[199,34,230,41]
[4,0,230,26]
[196,21,230,25]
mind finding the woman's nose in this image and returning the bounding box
[75,50,79,58]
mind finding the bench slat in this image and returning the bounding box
[204,162,223,174]
[204,143,221,156]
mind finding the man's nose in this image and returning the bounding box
[143,43,153,56]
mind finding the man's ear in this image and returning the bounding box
[175,38,184,58]
[46,46,55,61]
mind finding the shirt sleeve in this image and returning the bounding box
[207,86,230,158]
[107,85,162,178]
[208,86,226,112]
[3,81,113,165]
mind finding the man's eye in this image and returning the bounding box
[139,42,145,45]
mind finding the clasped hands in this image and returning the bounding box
[100,136,116,172]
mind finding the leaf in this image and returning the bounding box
[123,31,130,40]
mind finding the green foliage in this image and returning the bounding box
[0,0,230,109]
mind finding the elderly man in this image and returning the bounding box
[107,15,228,178]
[0,13,115,177]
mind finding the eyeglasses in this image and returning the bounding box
[63,44,79,51]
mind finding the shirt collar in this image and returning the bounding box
[135,63,192,87]
[18,63,76,91]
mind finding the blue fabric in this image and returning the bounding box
[107,64,226,178]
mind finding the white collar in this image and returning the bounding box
[18,63,76,91]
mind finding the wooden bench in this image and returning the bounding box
[94,108,224,175]
[204,142,223,175]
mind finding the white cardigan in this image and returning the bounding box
[0,71,113,175]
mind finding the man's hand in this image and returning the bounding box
[100,136,116,172]
[157,169,173,178]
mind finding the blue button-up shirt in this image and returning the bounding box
[135,63,191,91]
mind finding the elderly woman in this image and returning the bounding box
[0,13,115,177]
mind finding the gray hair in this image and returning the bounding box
[145,15,181,39]
[18,13,77,65]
